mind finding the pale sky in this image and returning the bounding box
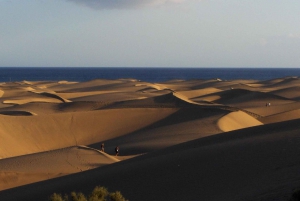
[0,0,299,67]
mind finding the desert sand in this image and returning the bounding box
[1,77,300,200]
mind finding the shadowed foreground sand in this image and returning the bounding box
[1,77,300,200]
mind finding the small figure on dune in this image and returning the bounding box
[101,143,105,152]
[115,146,119,156]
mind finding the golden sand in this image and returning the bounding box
[1,77,300,200]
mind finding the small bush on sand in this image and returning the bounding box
[49,186,127,201]
[49,193,64,201]
[109,191,128,201]
[70,192,87,201]
[89,186,108,201]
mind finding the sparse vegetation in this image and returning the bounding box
[89,186,108,201]
[70,192,87,201]
[109,191,127,201]
[49,193,64,201]
[49,186,128,201]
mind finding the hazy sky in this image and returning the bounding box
[0,0,299,67]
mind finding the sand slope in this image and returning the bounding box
[1,119,300,201]
[0,108,178,159]
[0,146,119,190]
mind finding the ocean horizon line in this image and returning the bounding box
[1,67,300,83]
[0,66,299,68]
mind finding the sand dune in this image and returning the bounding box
[1,77,300,201]
[177,87,222,99]
[2,119,300,201]
[0,86,69,105]
[245,101,300,117]
[197,88,294,108]
[48,79,142,93]
[135,83,167,90]
[0,108,178,159]
[68,91,150,103]
[260,108,300,124]
[217,110,263,132]
[56,91,118,100]
[266,76,300,88]
[104,92,192,109]
[96,107,225,155]
[0,146,119,190]
[271,86,300,100]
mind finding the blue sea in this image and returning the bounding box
[0,67,299,83]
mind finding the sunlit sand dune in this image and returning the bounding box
[245,101,300,118]
[217,110,263,132]
[271,86,300,100]
[0,87,70,106]
[176,87,222,99]
[68,91,149,102]
[260,108,300,124]
[0,108,177,159]
[266,77,300,89]
[197,88,294,108]
[56,91,118,100]
[0,146,119,190]
[48,79,141,93]
[1,77,300,201]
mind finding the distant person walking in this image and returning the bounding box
[115,146,119,156]
[101,143,105,152]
